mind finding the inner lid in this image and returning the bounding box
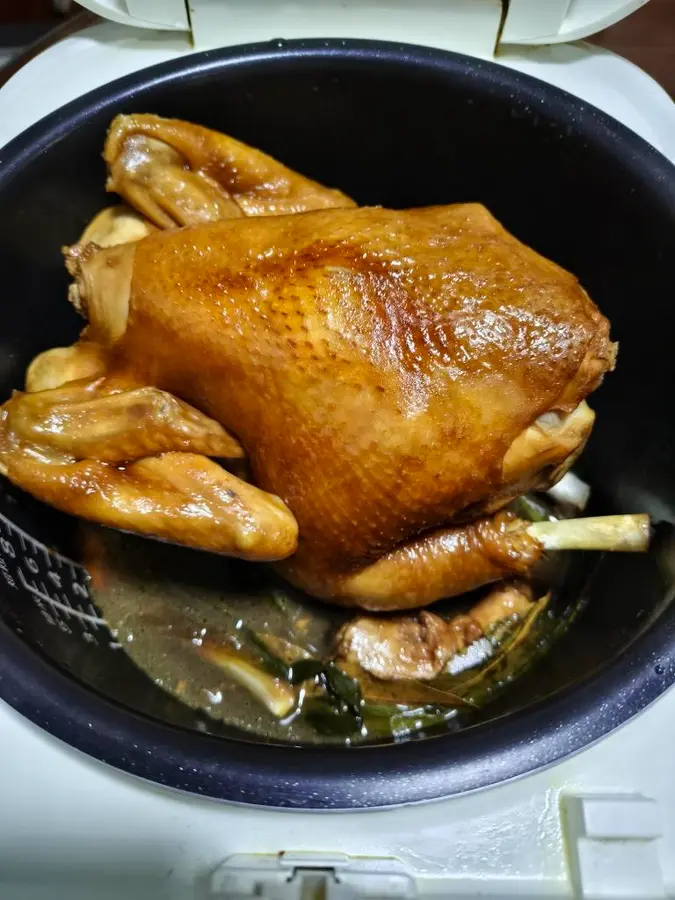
[74,0,652,52]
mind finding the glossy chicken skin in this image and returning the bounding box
[2,450,297,559]
[0,374,297,560]
[104,114,355,227]
[336,580,534,680]
[64,202,614,608]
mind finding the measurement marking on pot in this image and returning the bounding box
[0,511,110,641]
[41,581,69,618]
[17,569,105,625]
[0,555,16,588]
[46,570,62,590]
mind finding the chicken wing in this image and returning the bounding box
[1,451,297,559]
[1,376,244,464]
[60,111,355,378]
[104,113,355,228]
[78,204,157,248]
[25,340,108,392]
[0,372,298,559]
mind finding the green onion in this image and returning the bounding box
[288,658,324,684]
[302,698,361,738]
[510,493,555,523]
[240,627,291,680]
[322,663,363,716]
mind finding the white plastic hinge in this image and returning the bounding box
[75,0,190,30]
[562,793,666,900]
[208,852,418,899]
[501,0,650,46]
[76,0,504,57]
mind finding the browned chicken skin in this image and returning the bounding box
[2,450,297,560]
[2,375,244,463]
[0,117,621,611]
[0,374,297,560]
[61,202,614,608]
[333,512,543,610]
[25,340,108,393]
[104,113,355,227]
[336,581,534,681]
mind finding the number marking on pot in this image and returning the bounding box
[0,512,107,640]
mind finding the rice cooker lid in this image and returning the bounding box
[74,0,652,58]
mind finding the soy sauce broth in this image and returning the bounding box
[79,501,586,746]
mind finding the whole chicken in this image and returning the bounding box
[0,116,624,612]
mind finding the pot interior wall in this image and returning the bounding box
[0,44,674,749]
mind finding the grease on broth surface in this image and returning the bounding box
[80,496,584,745]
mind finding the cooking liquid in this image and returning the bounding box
[81,513,583,745]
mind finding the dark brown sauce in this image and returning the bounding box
[81,497,582,745]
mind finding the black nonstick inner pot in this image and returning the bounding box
[0,39,674,810]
